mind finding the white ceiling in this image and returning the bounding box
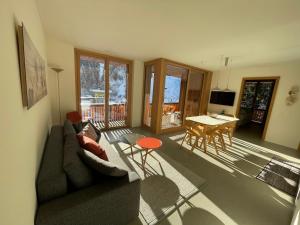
[37,0,300,70]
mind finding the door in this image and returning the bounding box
[75,49,132,129]
[108,61,130,128]
[161,64,188,130]
[143,64,156,128]
[236,77,279,140]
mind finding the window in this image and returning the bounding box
[75,49,132,129]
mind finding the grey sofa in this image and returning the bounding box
[35,123,141,225]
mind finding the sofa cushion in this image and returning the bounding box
[63,133,94,189]
[98,136,137,173]
[79,149,128,177]
[73,122,83,133]
[77,134,108,161]
[37,126,68,203]
[64,120,76,136]
[79,123,98,141]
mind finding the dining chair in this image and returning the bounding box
[180,120,205,152]
[206,125,226,154]
[220,114,236,146]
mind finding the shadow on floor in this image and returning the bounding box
[182,207,224,225]
[110,127,295,225]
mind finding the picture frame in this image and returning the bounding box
[17,23,47,109]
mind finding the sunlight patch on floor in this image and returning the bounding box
[179,141,235,174]
[232,137,300,164]
[269,186,294,204]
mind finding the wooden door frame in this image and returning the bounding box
[141,59,162,133]
[74,48,133,129]
[235,76,280,140]
[142,58,212,134]
[199,71,212,115]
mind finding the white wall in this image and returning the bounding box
[208,60,300,149]
[0,0,52,224]
[46,37,145,127]
[47,37,76,125]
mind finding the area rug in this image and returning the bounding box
[256,157,300,197]
[120,145,205,225]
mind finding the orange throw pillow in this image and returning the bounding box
[77,135,108,161]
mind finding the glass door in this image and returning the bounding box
[76,50,132,129]
[79,55,106,128]
[252,81,275,123]
[161,64,188,130]
[108,61,129,128]
[143,64,155,127]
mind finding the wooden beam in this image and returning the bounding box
[199,71,212,115]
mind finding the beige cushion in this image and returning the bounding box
[79,123,97,141]
[79,149,128,177]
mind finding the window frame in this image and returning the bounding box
[74,48,133,129]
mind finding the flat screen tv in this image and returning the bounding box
[210,90,236,106]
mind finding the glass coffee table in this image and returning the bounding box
[122,133,145,158]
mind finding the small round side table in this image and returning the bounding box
[136,137,162,169]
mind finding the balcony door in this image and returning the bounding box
[75,49,132,129]
[161,64,188,130]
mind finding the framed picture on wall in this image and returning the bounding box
[17,23,47,109]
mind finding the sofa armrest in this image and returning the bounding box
[35,172,140,225]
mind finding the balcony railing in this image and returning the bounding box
[81,103,127,128]
[81,102,179,129]
[162,103,180,114]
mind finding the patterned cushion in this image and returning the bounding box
[79,123,98,141]
[79,149,128,177]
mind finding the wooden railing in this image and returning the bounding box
[162,103,180,114]
[82,102,178,126]
[81,103,127,122]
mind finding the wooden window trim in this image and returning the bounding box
[142,58,212,134]
[74,48,133,129]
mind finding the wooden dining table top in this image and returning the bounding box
[186,115,239,126]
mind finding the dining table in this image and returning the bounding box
[185,114,239,151]
[185,114,239,127]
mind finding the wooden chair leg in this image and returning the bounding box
[180,133,188,148]
[203,137,207,153]
[191,137,198,151]
[228,132,232,146]
[199,137,204,149]
[219,134,226,151]
[212,136,219,154]
[208,135,212,144]
[189,135,192,145]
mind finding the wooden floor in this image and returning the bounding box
[106,127,298,225]
[93,120,126,129]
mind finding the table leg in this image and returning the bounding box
[144,149,150,168]
[140,149,144,168]
[130,145,134,158]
